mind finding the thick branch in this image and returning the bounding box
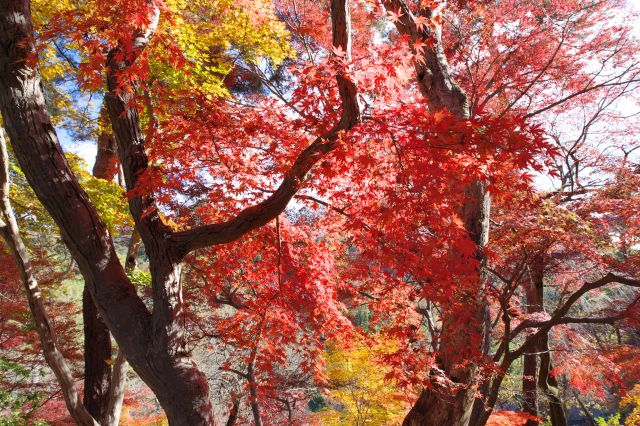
[169,0,361,256]
[170,132,346,253]
[107,1,360,263]
[331,0,361,127]
[104,2,172,258]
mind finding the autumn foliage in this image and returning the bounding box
[1,0,639,425]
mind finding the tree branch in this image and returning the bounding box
[169,0,361,256]
[0,132,98,426]
[506,273,640,361]
[382,0,469,118]
[105,2,172,256]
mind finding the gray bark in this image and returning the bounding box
[105,349,128,426]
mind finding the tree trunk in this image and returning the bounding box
[526,259,567,426]
[105,349,128,426]
[0,132,98,426]
[403,378,477,426]
[522,260,545,425]
[103,229,140,426]
[386,3,489,423]
[82,101,120,423]
[522,345,539,425]
[82,286,113,423]
[538,333,567,426]
[225,398,240,426]
[248,374,263,426]
[1,0,358,423]
[0,3,216,424]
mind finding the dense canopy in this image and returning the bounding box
[0,0,639,425]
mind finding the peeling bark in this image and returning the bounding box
[125,228,142,271]
[92,103,119,180]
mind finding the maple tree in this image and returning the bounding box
[1,0,361,423]
[0,0,639,425]
[313,339,409,425]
